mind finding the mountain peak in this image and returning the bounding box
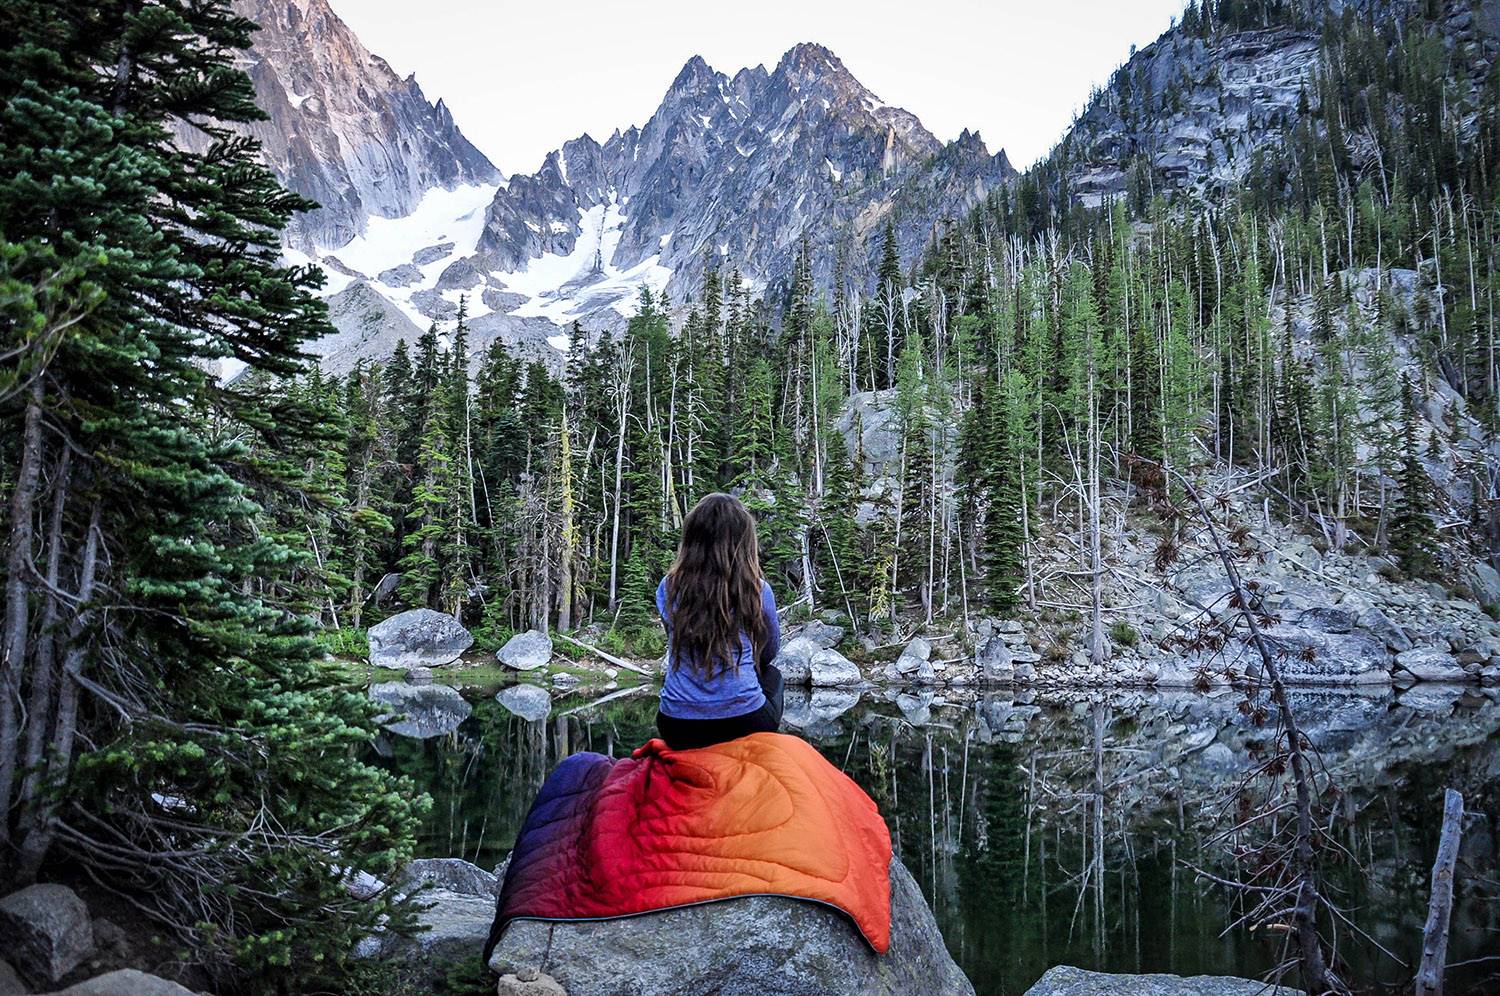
[670,54,720,93]
[778,42,844,76]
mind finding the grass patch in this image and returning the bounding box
[1109,621,1139,647]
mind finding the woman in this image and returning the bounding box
[655,492,783,750]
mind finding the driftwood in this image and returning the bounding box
[1415,788,1466,996]
[555,632,653,676]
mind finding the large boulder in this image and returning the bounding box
[38,970,197,996]
[0,959,24,996]
[774,637,821,685]
[1395,646,1470,682]
[394,857,498,899]
[488,855,974,995]
[368,682,473,738]
[368,608,473,669]
[809,648,862,688]
[496,683,552,722]
[498,630,553,671]
[976,635,1014,683]
[1025,967,1301,995]
[358,890,494,983]
[791,621,845,649]
[0,884,95,988]
[1157,625,1391,686]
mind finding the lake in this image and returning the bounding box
[369,679,1500,994]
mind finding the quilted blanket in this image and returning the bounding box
[483,732,892,958]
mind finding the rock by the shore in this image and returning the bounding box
[774,636,821,684]
[367,608,473,669]
[357,890,494,981]
[38,969,197,996]
[498,630,553,671]
[0,884,95,988]
[368,681,472,738]
[0,959,24,996]
[394,857,498,899]
[809,648,862,687]
[792,620,846,649]
[976,635,1014,683]
[496,683,552,722]
[1395,646,1470,682]
[1025,966,1301,995]
[488,855,974,996]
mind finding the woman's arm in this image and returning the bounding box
[757,580,781,670]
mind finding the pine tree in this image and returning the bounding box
[0,1,422,986]
[1391,377,1438,576]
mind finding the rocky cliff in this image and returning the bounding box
[197,0,499,250]
[273,40,1012,371]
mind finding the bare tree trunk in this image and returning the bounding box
[1415,788,1465,996]
[14,502,100,883]
[0,380,47,846]
[1183,481,1348,995]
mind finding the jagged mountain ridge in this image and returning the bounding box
[224,0,499,249]
[287,40,1013,371]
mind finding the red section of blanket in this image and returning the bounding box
[489,732,892,953]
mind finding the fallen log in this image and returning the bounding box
[555,632,653,677]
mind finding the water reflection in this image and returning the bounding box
[369,681,1500,994]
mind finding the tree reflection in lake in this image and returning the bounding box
[370,682,1500,994]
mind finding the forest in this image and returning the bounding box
[0,0,1497,991]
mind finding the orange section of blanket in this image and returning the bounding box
[490,732,893,954]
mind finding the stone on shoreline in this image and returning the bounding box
[498,630,552,671]
[367,608,473,669]
[488,855,974,996]
[773,636,821,684]
[808,647,862,687]
[1025,967,1302,995]
[37,969,198,995]
[394,857,498,899]
[1395,646,1470,682]
[0,883,95,988]
[792,620,845,649]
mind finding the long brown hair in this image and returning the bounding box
[665,493,768,679]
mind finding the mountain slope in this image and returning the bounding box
[225,0,499,249]
[284,41,1014,369]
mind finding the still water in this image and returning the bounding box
[370,679,1500,994]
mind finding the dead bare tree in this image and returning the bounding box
[1177,476,1351,996]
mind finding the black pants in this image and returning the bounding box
[655,664,785,750]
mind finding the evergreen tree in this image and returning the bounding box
[1391,377,1438,576]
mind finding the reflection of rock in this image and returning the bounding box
[1025,966,1299,995]
[1397,683,1464,715]
[489,855,974,996]
[896,691,933,725]
[368,608,473,669]
[498,630,553,671]
[369,682,472,738]
[782,687,861,732]
[496,683,553,722]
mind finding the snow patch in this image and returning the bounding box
[288,90,312,109]
[825,158,841,182]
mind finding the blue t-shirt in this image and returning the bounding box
[656,576,781,720]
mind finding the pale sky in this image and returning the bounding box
[327,0,1186,177]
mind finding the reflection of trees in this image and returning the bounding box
[371,694,660,869]
[373,688,1500,994]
